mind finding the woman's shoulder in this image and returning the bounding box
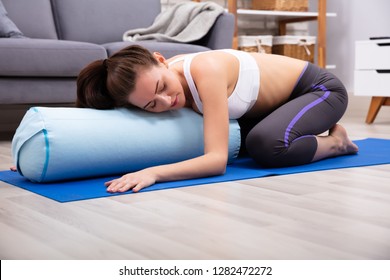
[190,51,234,76]
[191,50,237,69]
[190,51,238,89]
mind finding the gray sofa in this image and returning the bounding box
[0,0,234,105]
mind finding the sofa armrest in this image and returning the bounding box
[196,12,235,50]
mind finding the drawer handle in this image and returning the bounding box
[376,70,390,73]
[378,43,390,46]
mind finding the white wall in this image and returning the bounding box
[310,0,390,92]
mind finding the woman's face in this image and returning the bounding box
[127,64,186,113]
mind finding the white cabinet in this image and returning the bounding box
[354,39,390,123]
[355,40,390,70]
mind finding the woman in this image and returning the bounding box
[77,45,358,193]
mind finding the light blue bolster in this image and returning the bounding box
[12,107,241,183]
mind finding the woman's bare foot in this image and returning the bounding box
[329,124,359,155]
[312,124,358,162]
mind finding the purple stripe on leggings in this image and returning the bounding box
[292,62,309,90]
[284,84,330,147]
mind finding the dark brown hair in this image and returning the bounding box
[76,45,159,109]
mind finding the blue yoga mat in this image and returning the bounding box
[1,138,389,203]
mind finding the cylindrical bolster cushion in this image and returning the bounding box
[12,107,241,183]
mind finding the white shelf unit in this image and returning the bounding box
[235,9,336,22]
[227,0,335,68]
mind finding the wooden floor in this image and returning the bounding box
[0,95,389,260]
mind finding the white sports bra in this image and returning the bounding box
[169,49,260,119]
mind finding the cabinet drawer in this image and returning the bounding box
[354,70,390,96]
[355,40,390,70]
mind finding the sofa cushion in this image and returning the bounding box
[52,0,161,44]
[0,0,26,38]
[0,39,106,77]
[104,41,210,58]
[0,78,77,104]
[2,0,57,39]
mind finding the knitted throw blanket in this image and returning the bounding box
[122,1,224,43]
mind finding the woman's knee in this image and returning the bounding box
[245,129,283,167]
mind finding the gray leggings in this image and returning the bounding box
[242,62,348,168]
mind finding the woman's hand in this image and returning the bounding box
[104,169,157,193]
[10,166,17,172]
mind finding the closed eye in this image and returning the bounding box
[143,80,160,109]
[159,83,166,93]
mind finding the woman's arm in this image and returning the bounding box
[106,55,230,193]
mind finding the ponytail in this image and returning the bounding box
[76,60,115,109]
[76,45,159,109]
